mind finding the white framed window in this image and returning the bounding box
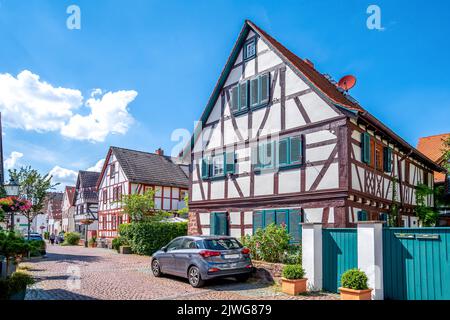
[212,155,225,177]
[244,38,256,60]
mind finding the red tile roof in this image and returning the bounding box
[417,133,450,183]
[65,186,76,205]
[248,21,364,113]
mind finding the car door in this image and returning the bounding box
[174,238,199,276]
[159,238,183,275]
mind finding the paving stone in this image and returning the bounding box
[24,244,338,300]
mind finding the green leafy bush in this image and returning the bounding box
[43,232,49,240]
[63,232,81,245]
[282,245,302,265]
[341,269,369,290]
[28,240,46,256]
[111,236,129,252]
[119,222,187,255]
[0,271,35,300]
[282,264,305,279]
[242,223,291,263]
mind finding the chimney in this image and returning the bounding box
[304,58,314,68]
[155,148,164,156]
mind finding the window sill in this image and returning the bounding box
[233,109,248,117]
[254,164,303,175]
[250,103,269,112]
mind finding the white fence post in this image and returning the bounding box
[357,221,384,300]
[301,223,323,291]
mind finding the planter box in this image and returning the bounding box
[119,246,132,254]
[339,287,372,300]
[9,290,26,300]
[282,278,307,295]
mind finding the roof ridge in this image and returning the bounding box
[111,145,177,159]
[418,133,450,139]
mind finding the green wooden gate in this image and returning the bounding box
[383,227,450,300]
[322,228,358,293]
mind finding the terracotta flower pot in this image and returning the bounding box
[339,287,373,300]
[281,278,307,295]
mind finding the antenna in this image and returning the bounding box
[337,75,357,92]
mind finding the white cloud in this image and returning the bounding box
[49,166,78,187]
[61,90,137,142]
[4,151,24,169]
[0,70,138,142]
[86,158,105,172]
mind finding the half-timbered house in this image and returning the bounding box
[186,20,444,239]
[46,192,64,235]
[61,186,76,232]
[96,147,189,239]
[73,171,100,240]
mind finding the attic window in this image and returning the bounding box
[244,38,256,60]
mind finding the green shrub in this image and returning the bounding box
[63,232,81,245]
[112,236,129,252]
[282,245,302,265]
[282,264,305,279]
[341,269,369,290]
[43,232,49,240]
[28,240,46,256]
[241,223,291,263]
[119,222,187,256]
[0,272,35,299]
[8,271,35,293]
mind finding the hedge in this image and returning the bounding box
[118,222,187,256]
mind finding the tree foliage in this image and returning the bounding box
[415,183,439,226]
[8,166,58,238]
[121,189,169,222]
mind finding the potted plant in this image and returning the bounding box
[339,269,372,300]
[7,271,35,300]
[89,236,97,248]
[281,264,307,295]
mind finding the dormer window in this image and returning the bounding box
[244,38,256,60]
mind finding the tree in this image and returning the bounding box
[415,184,439,227]
[177,194,189,217]
[8,166,58,239]
[121,189,169,222]
[441,135,450,172]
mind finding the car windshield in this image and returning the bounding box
[204,238,242,250]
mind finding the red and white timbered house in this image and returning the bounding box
[186,21,444,240]
[96,147,189,239]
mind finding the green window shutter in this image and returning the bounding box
[210,213,216,235]
[278,139,289,166]
[290,136,303,164]
[253,211,263,234]
[275,210,287,227]
[231,86,239,113]
[260,73,270,105]
[288,209,302,243]
[239,81,248,111]
[265,142,274,168]
[357,210,368,221]
[225,152,235,174]
[362,133,371,164]
[257,143,265,168]
[211,212,228,235]
[251,144,261,169]
[250,78,259,107]
[264,210,275,226]
[383,147,392,172]
[201,157,210,179]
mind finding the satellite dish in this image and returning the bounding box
[338,75,357,91]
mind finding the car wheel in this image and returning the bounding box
[235,274,250,282]
[188,266,205,288]
[151,259,163,277]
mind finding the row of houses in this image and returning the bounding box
[44,21,448,244]
[46,147,189,242]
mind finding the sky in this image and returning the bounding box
[0,0,449,190]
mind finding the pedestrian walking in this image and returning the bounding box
[49,233,56,245]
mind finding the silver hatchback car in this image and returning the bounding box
[151,236,253,287]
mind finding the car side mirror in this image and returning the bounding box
[161,246,167,252]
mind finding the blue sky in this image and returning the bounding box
[0,0,449,189]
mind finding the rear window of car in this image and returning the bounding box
[204,238,242,250]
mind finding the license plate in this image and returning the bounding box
[224,254,240,259]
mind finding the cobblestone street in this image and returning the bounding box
[22,244,338,300]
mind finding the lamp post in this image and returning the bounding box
[4,178,20,231]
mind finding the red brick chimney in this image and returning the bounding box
[155,148,164,156]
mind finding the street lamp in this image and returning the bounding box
[4,178,20,231]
